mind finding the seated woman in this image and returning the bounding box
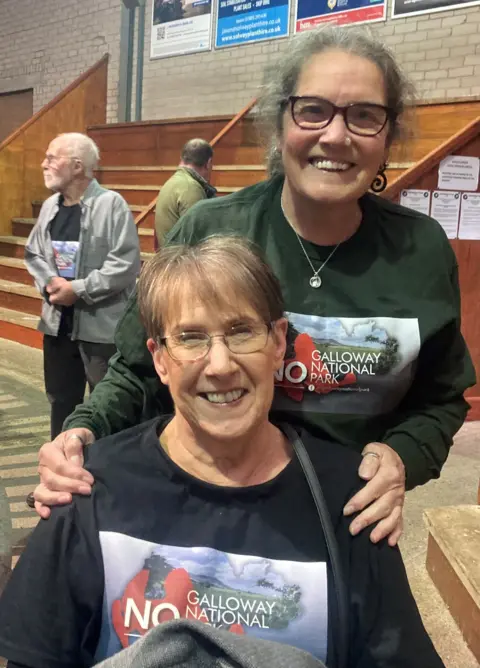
[0,237,444,668]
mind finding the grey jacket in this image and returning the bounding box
[95,619,326,668]
[24,179,141,343]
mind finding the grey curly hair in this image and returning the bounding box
[255,25,416,175]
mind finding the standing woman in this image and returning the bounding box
[34,27,475,545]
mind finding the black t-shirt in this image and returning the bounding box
[0,418,444,668]
[48,200,81,336]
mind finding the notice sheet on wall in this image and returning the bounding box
[458,192,480,240]
[438,155,480,192]
[400,189,431,216]
[150,0,212,59]
[431,191,460,239]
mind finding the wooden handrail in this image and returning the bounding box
[0,54,109,153]
[384,116,480,200]
[135,98,257,229]
[210,98,257,147]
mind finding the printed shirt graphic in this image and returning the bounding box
[52,240,80,278]
[274,313,421,415]
[95,532,328,663]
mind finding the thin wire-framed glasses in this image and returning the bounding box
[288,96,394,137]
[158,322,273,362]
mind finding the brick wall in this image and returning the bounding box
[0,0,478,126]
[141,0,480,119]
[0,0,122,123]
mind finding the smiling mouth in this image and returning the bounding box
[309,158,354,172]
[200,389,246,404]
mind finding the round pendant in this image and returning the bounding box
[309,275,322,288]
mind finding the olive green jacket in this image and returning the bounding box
[154,167,212,244]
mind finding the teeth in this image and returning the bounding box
[205,389,243,404]
[312,159,350,171]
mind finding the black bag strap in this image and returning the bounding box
[281,423,348,668]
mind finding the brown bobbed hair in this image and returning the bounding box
[137,235,285,341]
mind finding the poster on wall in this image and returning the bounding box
[431,191,461,239]
[295,0,385,31]
[215,0,290,49]
[150,0,213,59]
[392,0,480,19]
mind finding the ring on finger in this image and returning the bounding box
[363,451,380,460]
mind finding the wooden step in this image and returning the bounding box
[96,165,266,189]
[0,279,42,316]
[31,201,43,218]
[0,258,33,286]
[212,165,267,188]
[103,185,162,206]
[425,506,480,663]
[0,236,27,260]
[385,162,415,184]
[11,218,35,238]
[137,228,155,253]
[141,252,154,264]
[0,306,42,349]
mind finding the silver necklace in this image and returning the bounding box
[281,200,341,289]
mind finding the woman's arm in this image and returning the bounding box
[382,261,475,490]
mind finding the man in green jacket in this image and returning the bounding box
[154,138,217,245]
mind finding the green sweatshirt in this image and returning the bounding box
[66,176,475,490]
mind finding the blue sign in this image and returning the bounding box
[215,0,289,48]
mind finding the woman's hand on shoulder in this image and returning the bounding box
[33,429,96,519]
[343,442,406,547]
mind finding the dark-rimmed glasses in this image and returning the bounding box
[158,322,273,362]
[287,96,394,137]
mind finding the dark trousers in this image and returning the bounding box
[43,334,117,439]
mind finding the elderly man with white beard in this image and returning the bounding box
[25,132,141,441]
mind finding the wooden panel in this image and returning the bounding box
[0,242,25,259]
[0,291,41,316]
[12,220,34,238]
[0,264,32,286]
[97,166,268,189]
[96,168,176,186]
[89,117,230,167]
[0,55,108,236]
[140,210,155,230]
[389,101,480,163]
[426,533,480,662]
[31,201,42,218]
[88,115,264,167]
[0,321,42,349]
[138,231,155,253]
[210,167,267,188]
[0,90,33,144]
[386,133,480,407]
[102,187,161,206]
[468,398,480,422]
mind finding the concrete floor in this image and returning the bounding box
[0,337,479,667]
